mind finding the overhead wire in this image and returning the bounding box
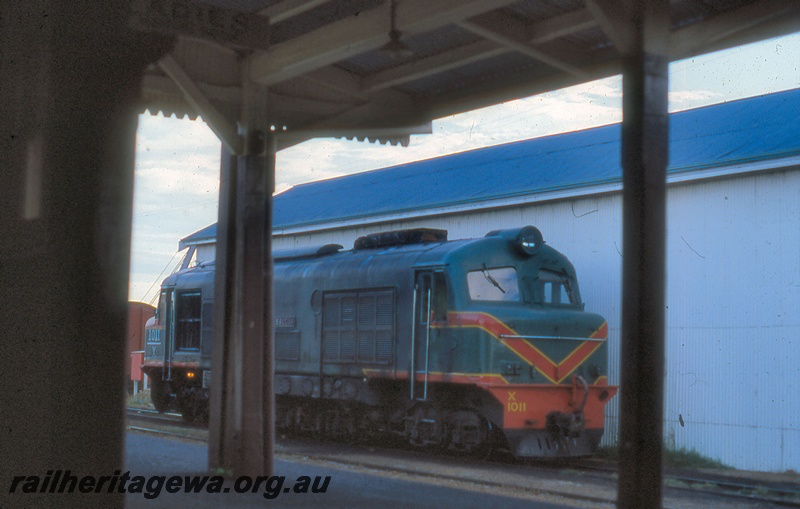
[141,250,183,305]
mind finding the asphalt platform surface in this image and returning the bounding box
[124,432,581,508]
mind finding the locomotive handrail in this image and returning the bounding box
[423,286,431,401]
[499,334,606,342]
[410,285,417,400]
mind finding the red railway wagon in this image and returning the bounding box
[127,301,155,386]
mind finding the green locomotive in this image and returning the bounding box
[144,226,617,457]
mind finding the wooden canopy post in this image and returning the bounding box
[209,106,276,476]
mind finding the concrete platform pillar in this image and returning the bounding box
[0,4,170,508]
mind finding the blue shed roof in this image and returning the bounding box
[182,88,800,246]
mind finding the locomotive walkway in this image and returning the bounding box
[123,433,583,508]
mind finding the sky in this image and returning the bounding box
[130,32,800,303]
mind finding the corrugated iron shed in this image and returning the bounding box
[180,87,800,246]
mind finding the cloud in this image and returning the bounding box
[136,114,219,152]
[135,165,219,197]
[274,76,625,193]
[668,90,724,111]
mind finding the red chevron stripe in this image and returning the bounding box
[445,312,606,384]
[590,321,608,339]
[555,340,604,381]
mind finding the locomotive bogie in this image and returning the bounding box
[143,226,617,456]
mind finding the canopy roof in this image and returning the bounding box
[138,0,800,150]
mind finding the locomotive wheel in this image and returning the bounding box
[149,377,171,414]
[178,390,209,424]
[179,398,208,424]
[341,410,358,443]
[448,410,493,458]
[404,405,445,448]
[356,411,380,443]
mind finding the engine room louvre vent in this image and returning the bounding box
[322,289,394,365]
[275,331,300,361]
[353,228,447,250]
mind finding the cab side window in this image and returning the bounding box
[432,272,448,322]
[175,291,202,350]
[537,270,577,306]
[419,272,449,323]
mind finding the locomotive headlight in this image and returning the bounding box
[186,372,196,379]
[515,226,544,256]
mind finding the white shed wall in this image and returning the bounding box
[663,170,800,471]
[269,168,800,472]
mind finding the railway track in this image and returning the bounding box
[126,407,186,425]
[665,474,800,507]
[125,407,209,441]
[572,460,800,508]
[124,412,799,508]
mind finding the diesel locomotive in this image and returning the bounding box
[142,226,617,458]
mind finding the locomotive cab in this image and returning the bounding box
[143,263,214,422]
